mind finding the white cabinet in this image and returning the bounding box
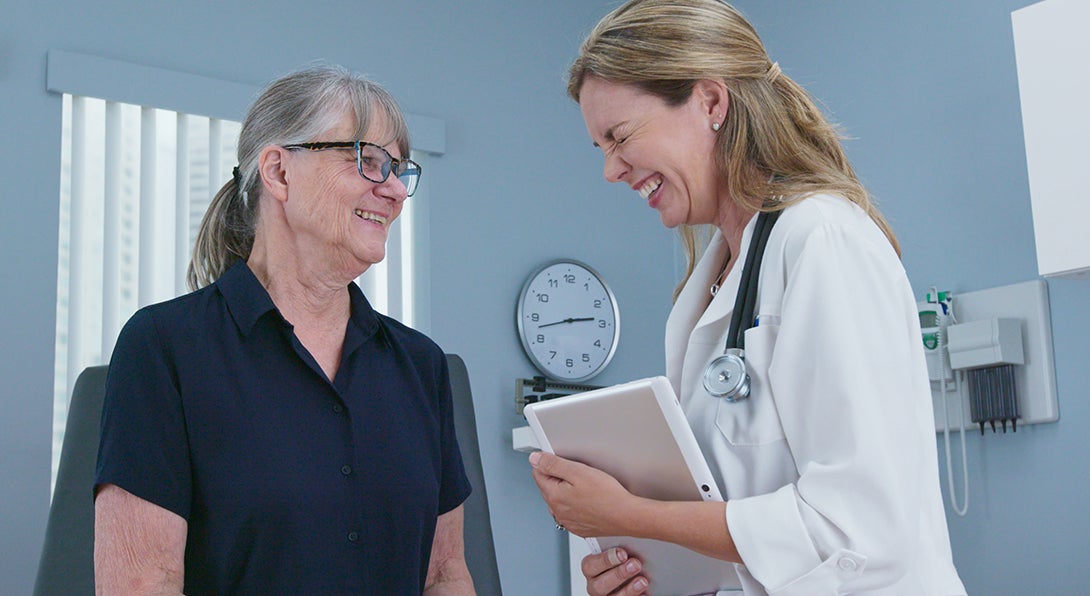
[1012,0,1090,280]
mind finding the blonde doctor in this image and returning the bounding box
[528,1,967,594]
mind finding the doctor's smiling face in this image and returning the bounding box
[579,76,727,229]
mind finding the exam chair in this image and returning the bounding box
[447,353,503,594]
[34,365,107,595]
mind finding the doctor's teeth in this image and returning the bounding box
[638,178,662,199]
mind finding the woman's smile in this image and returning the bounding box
[353,208,388,228]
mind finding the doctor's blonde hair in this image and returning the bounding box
[568,0,900,299]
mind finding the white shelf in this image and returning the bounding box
[512,425,540,452]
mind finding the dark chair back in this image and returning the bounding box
[34,365,108,595]
[447,354,502,595]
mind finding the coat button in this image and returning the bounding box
[347,531,359,542]
[837,557,858,572]
[341,465,352,476]
[332,404,344,413]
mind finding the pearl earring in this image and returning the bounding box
[711,121,721,131]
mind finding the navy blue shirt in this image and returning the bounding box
[95,261,471,595]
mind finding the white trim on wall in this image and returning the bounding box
[46,50,446,155]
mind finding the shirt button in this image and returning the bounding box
[347,531,359,542]
[341,465,353,476]
[332,404,344,413]
[837,557,858,572]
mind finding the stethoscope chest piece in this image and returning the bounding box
[702,347,750,401]
[700,209,781,403]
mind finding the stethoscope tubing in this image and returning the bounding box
[704,208,781,400]
[725,209,781,351]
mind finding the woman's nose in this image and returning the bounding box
[603,152,629,184]
[377,175,409,203]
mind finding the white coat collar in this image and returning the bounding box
[665,214,760,392]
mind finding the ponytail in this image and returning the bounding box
[186,170,256,291]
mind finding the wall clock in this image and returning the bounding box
[516,259,620,382]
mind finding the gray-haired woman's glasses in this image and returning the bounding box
[282,141,422,197]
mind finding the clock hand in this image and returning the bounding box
[538,317,595,328]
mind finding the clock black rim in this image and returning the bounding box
[515,258,620,383]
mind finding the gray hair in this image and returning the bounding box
[187,63,411,290]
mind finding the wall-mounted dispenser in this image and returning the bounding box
[918,279,1059,516]
[947,318,1024,433]
[921,279,1059,433]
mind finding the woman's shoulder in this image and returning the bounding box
[768,193,903,285]
[375,313,447,361]
[109,285,226,366]
[775,193,891,250]
[117,285,224,339]
[778,193,865,228]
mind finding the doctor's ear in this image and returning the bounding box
[257,145,290,203]
[693,79,730,124]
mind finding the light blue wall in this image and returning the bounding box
[733,0,1090,593]
[0,2,674,594]
[4,1,1088,594]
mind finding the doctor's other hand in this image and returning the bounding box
[528,451,637,539]
[583,547,649,596]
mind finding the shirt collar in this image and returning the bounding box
[217,261,278,337]
[217,260,383,343]
[345,279,383,346]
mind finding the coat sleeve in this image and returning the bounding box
[725,219,934,594]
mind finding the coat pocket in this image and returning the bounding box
[713,323,785,446]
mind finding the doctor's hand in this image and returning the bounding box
[528,451,639,540]
[581,548,650,596]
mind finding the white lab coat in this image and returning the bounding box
[666,195,966,595]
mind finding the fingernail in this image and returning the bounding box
[529,452,541,466]
[625,560,640,574]
[607,548,625,566]
[632,578,648,590]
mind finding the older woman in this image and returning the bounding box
[529,1,966,595]
[94,65,474,595]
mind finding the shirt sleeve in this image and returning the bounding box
[95,307,194,520]
[726,220,933,593]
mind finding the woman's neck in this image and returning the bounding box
[247,233,351,327]
[714,199,757,279]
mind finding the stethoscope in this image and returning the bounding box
[702,209,781,401]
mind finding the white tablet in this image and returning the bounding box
[524,376,742,595]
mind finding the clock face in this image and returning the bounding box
[516,259,620,382]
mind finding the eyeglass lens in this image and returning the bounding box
[358,143,420,196]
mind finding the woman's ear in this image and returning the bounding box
[693,78,730,125]
[257,145,290,203]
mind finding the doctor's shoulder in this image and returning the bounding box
[770,194,899,266]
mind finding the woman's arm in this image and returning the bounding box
[530,451,741,562]
[94,483,187,595]
[423,505,475,595]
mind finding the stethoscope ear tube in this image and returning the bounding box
[703,210,781,399]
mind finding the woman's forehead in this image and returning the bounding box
[351,110,405,156]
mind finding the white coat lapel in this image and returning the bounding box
[665,216,760,397]
[665,229,723,392]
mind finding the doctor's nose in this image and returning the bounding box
[603,152,629,184]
